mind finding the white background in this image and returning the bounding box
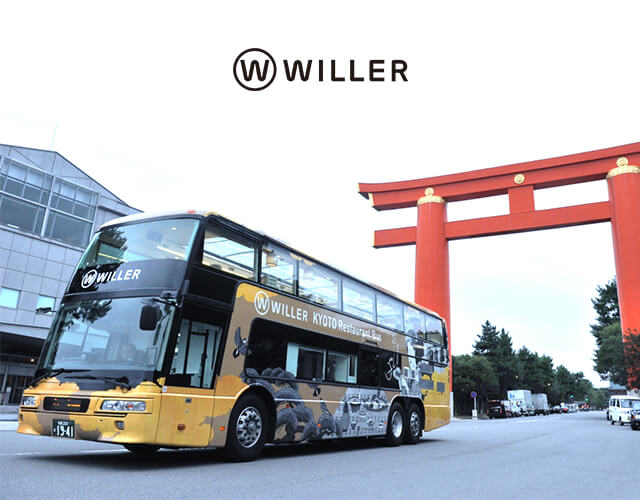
[1,1,639,385]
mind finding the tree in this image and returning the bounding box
[590,279,638,388]
[473,321,519,398]
[452,354,499,416]
[550,365,575,404]
[591,280,619,328]
[593,321,627,385]
[623,328,640,389]
[472,321,500,361]
[591,280,626,385]
[517,347,554,394]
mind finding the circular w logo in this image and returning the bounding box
[254,291,271,315]
[233,48,277,91]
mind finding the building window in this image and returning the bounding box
[0,160,52,206]
[45,210,93,247]
[37,295,56,311]
[0,288,20,309]
[50,179,97,220]
[0,194,46,234]
[43,179,97,247]
[0,159,98,247]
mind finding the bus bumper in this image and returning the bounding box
[18,401,161,445]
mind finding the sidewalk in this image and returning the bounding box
[0,405,19,420]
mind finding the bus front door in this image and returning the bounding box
[156,306,225,447]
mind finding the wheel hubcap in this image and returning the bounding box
[236,406,262,448]
[391,410,403,438]
[409,411,421,436]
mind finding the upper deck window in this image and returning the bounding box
[78,218,199,268]
[298,260,340,309]
[426,314,446,345]
[404,306,426,339]
[342,279,375,321]
[376,293,403,331]
[260,244,295,294]
[201,224,256,279]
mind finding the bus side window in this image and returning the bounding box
[358,348,379,387]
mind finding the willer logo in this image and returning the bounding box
[234,48,277,91]
[81,269,98,289]
[254,291,270,315]
[233,48,408,91]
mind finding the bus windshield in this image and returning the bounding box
[77,218,199,269]
[41,297,175,373]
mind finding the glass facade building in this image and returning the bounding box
[0,145,139,405]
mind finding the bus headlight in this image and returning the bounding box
[101,400,146,412]
[20,395,38,407]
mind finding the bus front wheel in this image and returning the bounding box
[225,393,269,462]
[385,402,405,446]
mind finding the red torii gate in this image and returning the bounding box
[359,142,640,388]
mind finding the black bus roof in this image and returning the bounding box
[100,210,444,320]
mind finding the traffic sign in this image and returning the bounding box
[470,391,477,398]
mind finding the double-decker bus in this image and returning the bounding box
[18,210,450,460]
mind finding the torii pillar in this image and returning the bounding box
[359,143,640,390]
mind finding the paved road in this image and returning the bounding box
[1,411,637,500]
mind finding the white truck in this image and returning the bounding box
[532,393,550,415]
[507,389,535,416]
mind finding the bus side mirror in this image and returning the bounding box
[140,304,161,331]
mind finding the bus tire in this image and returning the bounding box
[385,402,405,446]
[123,444,159,455]
[225,393,269,462]
[404,403,423,444]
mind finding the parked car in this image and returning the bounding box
[487,400,509,419]
[609,395,640,426]
[629,400,640,430]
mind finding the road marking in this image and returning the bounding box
[0,422,18,431]
[1,449,122,457]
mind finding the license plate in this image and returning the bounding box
[52,419,75,438]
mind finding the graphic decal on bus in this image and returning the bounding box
[242,367,391,440]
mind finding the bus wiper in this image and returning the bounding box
[30,368,89,387]
[74,375,132,390]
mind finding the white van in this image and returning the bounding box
[608,395,640,425]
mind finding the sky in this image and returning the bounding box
[1,1,639,386]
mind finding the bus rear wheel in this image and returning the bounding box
[225,393,269,462]
[123,444,160,455]
[385,402,405,446]
[404,404,423,444]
